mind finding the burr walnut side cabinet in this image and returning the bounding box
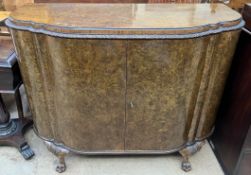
[5,3,243,173]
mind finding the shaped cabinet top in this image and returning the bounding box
[0,11,10,22]
[6,3,244,38]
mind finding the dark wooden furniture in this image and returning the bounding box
[210,4,251,175]
[6,3,243,173]
[235,126,251,175]
[0,13,34,160]
[228,0,251,10]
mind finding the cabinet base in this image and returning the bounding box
[43,139,205,173]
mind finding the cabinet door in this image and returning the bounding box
[125,39,209,151]
[46,38,127,151]
[12,31,127,151]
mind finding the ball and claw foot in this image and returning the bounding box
[44,141,69,173]
[55,154,67,173]
[179,141,205,172]
[56,162,66,173]
[181,160,192,172]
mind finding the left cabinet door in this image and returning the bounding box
[11,30,127,152]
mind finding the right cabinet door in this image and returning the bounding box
[125,39,211,151]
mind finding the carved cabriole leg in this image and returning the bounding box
[44,141,69,173]
[179,141,205,172]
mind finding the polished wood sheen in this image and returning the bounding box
[1,0,34,11]
[8,3,241,35]
[6,3,243,172]
[0,11,10,22]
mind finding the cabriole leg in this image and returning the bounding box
[179,141,205,172]
[44,141,69,173]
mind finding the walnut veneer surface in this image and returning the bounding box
[6,4,243,153]
[0,11,10,22]
[8,3,241,35]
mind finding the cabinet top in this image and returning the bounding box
[6,3,244,39]
[0,11,10,22]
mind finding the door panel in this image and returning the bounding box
[125,39,210,150]
[12,30,127,151]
